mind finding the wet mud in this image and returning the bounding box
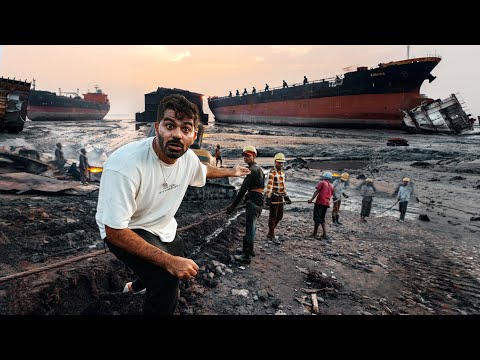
[0,120,479,315]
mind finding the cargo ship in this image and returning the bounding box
[208,56,442,129]
[27,82,110,121]
[0,77,31,133]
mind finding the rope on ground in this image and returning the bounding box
[417,197,478,215]
[0,205,242,284]
[0,249,106,284]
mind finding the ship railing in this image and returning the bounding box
[209,75,342,101]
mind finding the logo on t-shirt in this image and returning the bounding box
[159,183,180,195]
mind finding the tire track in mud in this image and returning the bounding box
[394,245,480,314]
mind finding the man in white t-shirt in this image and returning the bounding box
[96,94,250,315]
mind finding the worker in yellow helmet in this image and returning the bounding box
[264,152,291,244]
[331,172,350,225]
[226,145,265,264]
[393,177,414,222]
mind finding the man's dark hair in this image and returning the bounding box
[157,94,200,128]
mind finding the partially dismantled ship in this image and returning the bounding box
[0,77,31,134]
[208,56,441,129]
[402,94,475,134]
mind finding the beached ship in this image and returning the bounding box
[401,93,475,134]
[0,77,31,133]
[208,57,441,129]
[27,83,110,121]
[135,87,208,125]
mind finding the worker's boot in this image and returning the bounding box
[235,247,255,256]
[336,214,343,225]
[234,237,253,263]
[332,213,338,226]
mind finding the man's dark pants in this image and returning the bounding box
[244,199,263,255]
[268,194,284,235]
[399,201,408,220]
[313,204,328,225]
[104,229,184,315]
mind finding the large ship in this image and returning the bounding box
[27,82,110,121]
[208,56,441,129]
[0,77,31,134]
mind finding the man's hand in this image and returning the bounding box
[232,164,251,177]
[307,199,313,203]
[284,196,292,205]
[265,197,272,206]
[225,205,235,214]
[165,256,199,280]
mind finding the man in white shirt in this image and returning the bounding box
[393,177,414,222]
[96,94,250,315]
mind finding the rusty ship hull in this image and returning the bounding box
[208,57,441,129]
[27,87,110,121]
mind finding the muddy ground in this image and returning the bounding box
[0,119,479,315]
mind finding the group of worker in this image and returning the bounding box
[94,94,416,315]
[227,76,310,97]
[226,148,416,257]
[54,142,91,185]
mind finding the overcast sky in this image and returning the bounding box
[1,45,478,119]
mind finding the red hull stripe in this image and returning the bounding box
[27,106,107,114]
[212,92,426,128]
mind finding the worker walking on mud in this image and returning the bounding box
[226,145,265,264]
[215,144,223,167]
[393,177,414,222]
[95,94,250,315]
[332,172,349,225]
[307,171,334,240]
[265,153,291,244]
[358,178,376,222]
[79,148,90,185]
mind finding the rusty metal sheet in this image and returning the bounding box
[0,172,76,193]
[0,151,49,174]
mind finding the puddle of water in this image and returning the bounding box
[204,210,244,243]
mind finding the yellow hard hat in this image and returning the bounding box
[403,177,410,182]
[273,153,286,163]
[242,145,257,156]
[341,172,349,181]
[366,178,373,183]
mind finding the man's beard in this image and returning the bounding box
[158,136,186,159]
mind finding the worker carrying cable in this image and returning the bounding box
[308,171,334,240]
[226,145,265,264]
[393,177,415,222]
[264,152,291,244]
[331,172,350,225]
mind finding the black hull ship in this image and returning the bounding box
[27,85,110,121]
[208,57,441,129]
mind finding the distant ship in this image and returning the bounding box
[0,77,31,133]
[208,56,441,129]
[27,82,110,121]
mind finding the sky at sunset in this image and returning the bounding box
[1,45,479,120]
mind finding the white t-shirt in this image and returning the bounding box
[96,137,207,242]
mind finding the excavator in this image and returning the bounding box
[136,87,237,201]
